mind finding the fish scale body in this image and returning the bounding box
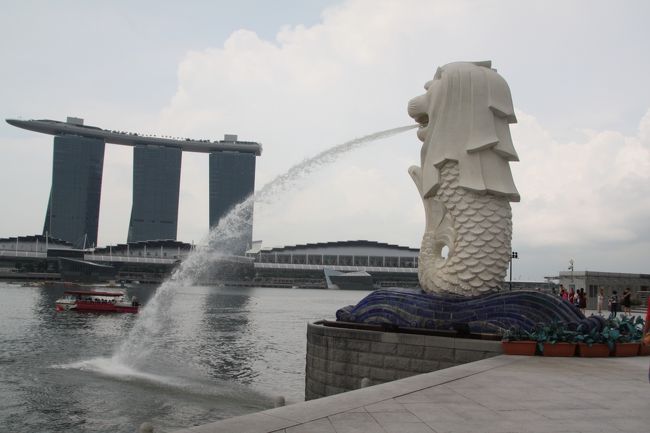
[418,161,511,295]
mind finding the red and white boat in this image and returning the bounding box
[55,290,139,313]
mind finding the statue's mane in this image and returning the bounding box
[421,61,520,201]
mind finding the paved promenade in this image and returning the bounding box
[175,355,649,433]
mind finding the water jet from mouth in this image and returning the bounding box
[110,124,417,368]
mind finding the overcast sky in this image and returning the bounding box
[1,0,649,281]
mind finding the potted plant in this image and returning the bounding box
[533,321,577,357]
[574,326,611,357]
[642,331,650,356]
[574,317,610,357]
[501,327,537,356]
[612,316,644,356]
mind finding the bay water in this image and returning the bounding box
[0,282,368,432]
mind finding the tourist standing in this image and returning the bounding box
[609,290,619,318]
[561,286,568,301]
[622,288,632,315]
[644,296,650,338]
[569,288,576,305]
[597,288,605,314]
[644,297,650,383]
[643,296,650,382]
[578,288,587,314]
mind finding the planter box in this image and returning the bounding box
[614,343,640,357]
[577,343,610,358]
[542,343,576,357]
[639,344,650,356]
[502,341,536,356]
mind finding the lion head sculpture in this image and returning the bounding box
[408,61,520,202]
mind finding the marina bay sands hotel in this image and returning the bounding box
[6,117,261,253]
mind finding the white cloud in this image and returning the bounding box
[157,0,650,280]
[511,110,650,249]
[2,0,649,280]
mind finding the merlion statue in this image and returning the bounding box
[408,61,519,296]
[337,62,586,333]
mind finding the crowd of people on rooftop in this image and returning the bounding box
[558,285,634,318]
[106,129,216,143]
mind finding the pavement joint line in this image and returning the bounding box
[389,355,524,400]
[264,356,524,431]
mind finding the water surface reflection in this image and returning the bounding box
[0,282,368,432]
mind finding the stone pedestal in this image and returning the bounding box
[305,321,502,400]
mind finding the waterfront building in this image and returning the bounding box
[128,145,182,243]
[93,239,192,260]
[209,135,257,255]
[248,240,421,289]
[6,117,262,249]
[43,133,105,248]
[0,235,72,253]
[0,235,76,277]
[2,232,649,298]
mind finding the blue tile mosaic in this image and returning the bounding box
[336,288,586,334]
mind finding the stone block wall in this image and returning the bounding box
[305,322,503,400]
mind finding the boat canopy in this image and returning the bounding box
[63,290,125,297]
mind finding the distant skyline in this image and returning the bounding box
[1,0,649,281]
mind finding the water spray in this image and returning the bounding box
[112,124,417,367]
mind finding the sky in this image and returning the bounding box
[1,0,649,281]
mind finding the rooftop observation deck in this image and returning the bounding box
[5,117,262,155]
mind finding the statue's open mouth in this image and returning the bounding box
[414,113,429,142]
[415,113,429,128]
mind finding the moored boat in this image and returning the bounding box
[55,290,139,313]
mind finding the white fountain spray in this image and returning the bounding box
[112,124,416,368]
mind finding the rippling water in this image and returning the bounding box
[0,282,368,433]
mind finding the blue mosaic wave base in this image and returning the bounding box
[336,288,588,334]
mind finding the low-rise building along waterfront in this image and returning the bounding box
[247,240,420,289]
[2,234,648,300]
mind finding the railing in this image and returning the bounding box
[253,262,418,273]
[0,250,47,258]
[0,250,180,265]
[86,255,179,265]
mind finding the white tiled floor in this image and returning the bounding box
[175,355,650,433]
